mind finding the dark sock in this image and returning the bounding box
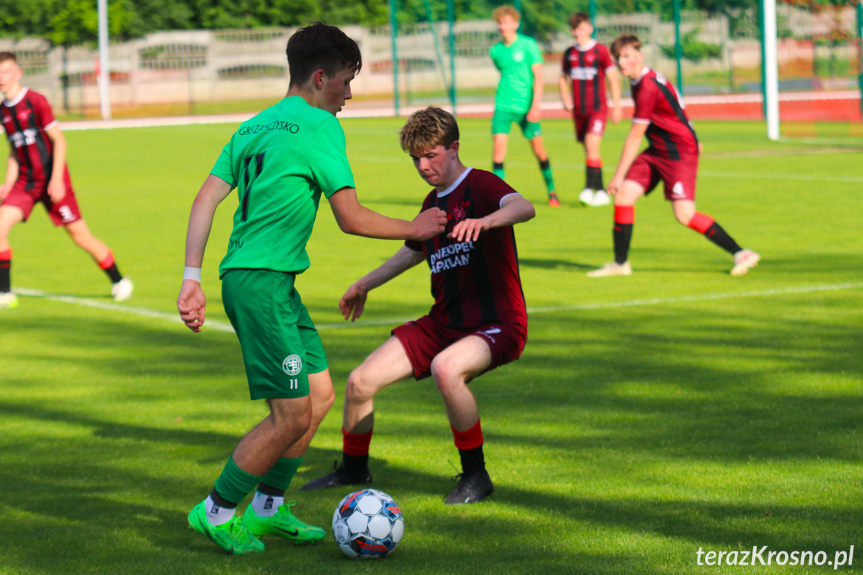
[703,222,743,254]
[458,445,486,475]
[539,159,554,194]
[342,452,369,475]
[0,250,10,292]
[209,488,237,509]
[256,482,285,497]
[103,263,123,284]
[613,205,635,264]
[492,162,504,179]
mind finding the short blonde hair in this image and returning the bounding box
[492,5,521,23]
[399,107,459,156]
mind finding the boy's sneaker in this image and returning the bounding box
[445,471,494,505]
[111,277,134,301]
[548,192,561,207]
[188,501,264,555]
[0,292,18,309]
[587,261,632,277]
[242,500,325,544]
[578,188,594,205]
[731,250,760,277]
[589,189,611,206]
[300,460,372,491]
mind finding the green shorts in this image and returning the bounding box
[221,269,328,400]
[491,109,542,139]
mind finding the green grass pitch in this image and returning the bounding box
[1,116,861,574]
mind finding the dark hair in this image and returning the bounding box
[611,35,642,59]
[0,52,18,64]
[569,13,590,30]
[286,22,362,88]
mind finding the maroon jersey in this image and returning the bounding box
[405,168,527,334]
[561,41,615,116]
[631,68,699,159]
[1,88,58,190]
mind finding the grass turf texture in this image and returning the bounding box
[1,117,861,574]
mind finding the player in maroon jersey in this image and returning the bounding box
[301,107,535,504]
[559,13,622,207]
[587,36,760,278]
[0,52,132,308]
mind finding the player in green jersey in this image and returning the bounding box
[177,23,447,555]
[490,5,557,206]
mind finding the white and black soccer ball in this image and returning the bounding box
[332,488,404,559]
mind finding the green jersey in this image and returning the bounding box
[490,34,544,114]
[211,96,355,277]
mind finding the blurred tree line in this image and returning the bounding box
[0,0,852,45]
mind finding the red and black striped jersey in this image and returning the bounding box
[405,168,528,334]
[561,41,615,116]
[1,88,57,189]
[631,68,699,159]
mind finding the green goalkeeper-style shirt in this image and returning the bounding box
[490,34,544,114]
[211,96,355,278]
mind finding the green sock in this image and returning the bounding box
[492,162,505,180]
[213,456,262,505]
[539,159,554,195]
[259,457,302,493]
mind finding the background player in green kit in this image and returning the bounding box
[490,5,557,206]
[176,23,447,555]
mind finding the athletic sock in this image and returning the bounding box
[212,455,262,508]
[451,420,485,474]
[250,491,284,518]
[0,249,11,293]
[586,159,603,190]
[688,212,742,254]
[539,159,554,194]
[342,428,373,474]
[613,205,635,264]
[258,457,302,495]
[98,251,123,283]
[492,162,505,180]
[205,494,236,526]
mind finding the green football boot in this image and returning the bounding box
[242,500,326,544]
[188,501,265,555]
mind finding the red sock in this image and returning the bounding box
[451,419,484,450]
[98,251,115,270]
[586,158,603,168]
[342,428,373,457]
[614,205,635,224]
[687,212,714,234]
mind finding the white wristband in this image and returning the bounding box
[183,266,202,283]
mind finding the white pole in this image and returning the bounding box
[97,0,112,120]
[763,0,779,140]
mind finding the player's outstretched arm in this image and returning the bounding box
[339,245,425,322]
[608,122,648,195]
[177,175,233,332]
[607,67,624,124]
[449,194,535,242]
[0,155,18,200]
[44,125,67,202]
[329,187,446,241]
[558,75,573,112]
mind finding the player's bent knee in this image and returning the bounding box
[345,368,377,403]
[430,357,463,395]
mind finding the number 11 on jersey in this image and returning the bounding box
[240,151,265,222]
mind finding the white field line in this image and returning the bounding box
[14,282,862,332]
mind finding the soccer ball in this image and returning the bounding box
[332,489,404,559]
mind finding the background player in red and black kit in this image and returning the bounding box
[559,13,622,208]
[302,107,535,504]
[0,52,132,309]
[588,36,760,278]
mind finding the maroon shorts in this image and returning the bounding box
[625,151,698,201]
[1,175,82,226]
[392,315,527,380]
[573,110,607,143]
